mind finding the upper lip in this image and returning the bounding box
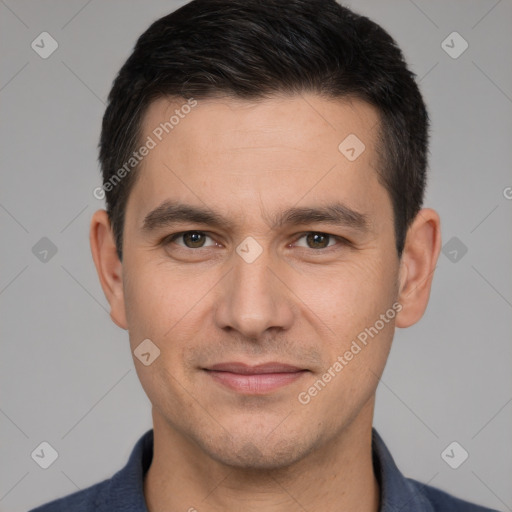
[205,362,305,374]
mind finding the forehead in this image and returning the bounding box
[142,94,380,155]
[127,94,388,229]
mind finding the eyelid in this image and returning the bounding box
[161,230,351,250]
[163,230,218,248]
[292,231,349,250]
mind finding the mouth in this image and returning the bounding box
[202,362,309,394]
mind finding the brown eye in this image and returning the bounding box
[292,232,349,252]
[182,232,206,248]
[167,231,215,249]
[305,232,331,249]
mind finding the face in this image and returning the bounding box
[115,94,403,468]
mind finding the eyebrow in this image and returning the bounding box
[142,200,369,234]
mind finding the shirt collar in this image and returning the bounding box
[372,429,434,512]
[107,429,153,510]
[107,428,434,512]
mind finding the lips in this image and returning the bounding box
[207,362,304,374]
[203,362,308,394]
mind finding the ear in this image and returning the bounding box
[89,209,128,330]
[395,208,441,328]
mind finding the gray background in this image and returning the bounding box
[1,1,511,511]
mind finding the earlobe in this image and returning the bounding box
[395,208,442,329]
[89,210,128,330]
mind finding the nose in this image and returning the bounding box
[214,246,295,339]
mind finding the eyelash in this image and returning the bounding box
[162,231,350,251]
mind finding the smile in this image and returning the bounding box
[203,362,309,394]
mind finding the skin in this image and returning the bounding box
[90,93,441,512]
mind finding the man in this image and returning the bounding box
[30,0,498,511]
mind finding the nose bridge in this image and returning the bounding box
[214,240,294,337]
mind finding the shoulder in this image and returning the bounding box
[28,429,153,512]
[407,478,500,512]
[28,478,110,512]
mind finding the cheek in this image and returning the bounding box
[122,263,203,400]
[292,252,398,400]
[122,258,225,386]
[123,258,208,338]
[292,253,396,333]
[296,262,396,422]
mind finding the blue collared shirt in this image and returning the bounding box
[29,429,499,511]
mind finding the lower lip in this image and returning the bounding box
[205,370,307,394]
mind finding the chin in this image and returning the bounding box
[196,427,320,471]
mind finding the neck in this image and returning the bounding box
[143,401,380,512]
